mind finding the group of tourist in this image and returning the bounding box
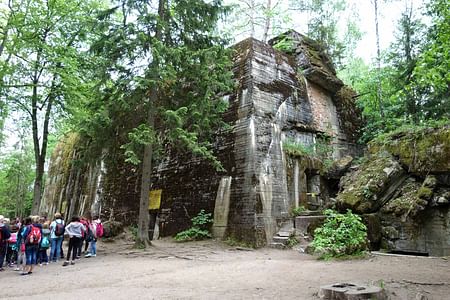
[0,213,103,275]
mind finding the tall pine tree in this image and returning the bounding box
[90,0,234,246]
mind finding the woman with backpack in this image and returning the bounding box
[20,216,42,275]
[63,216,85,266]
[38,222,51,265]
[85,216,103,258]
[49,212,65,262]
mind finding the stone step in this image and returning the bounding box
[268,242,286,249]
[279,219,294,232]
[272,236,289,244]
[277,231,291,237]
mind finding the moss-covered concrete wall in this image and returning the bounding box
[42,31,363,247]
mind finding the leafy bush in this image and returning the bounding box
[128,225,138,240]
[174,210,213,242]
[311,209,367,259]
[291,205,306,217]
[273,36,295,52]
[286,235,299,248]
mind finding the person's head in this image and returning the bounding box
[71,216,80,223]
[24,217,32,225]
[31,215,40,224]
[4,218,10,225]
[43,222,49,229]
[0,215,4,224]
[54,212,62,220]
[92,215,99,221]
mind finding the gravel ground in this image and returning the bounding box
[1,238,449,300]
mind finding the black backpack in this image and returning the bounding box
[55,222,65,236]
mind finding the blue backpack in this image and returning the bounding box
[41,236,50,249]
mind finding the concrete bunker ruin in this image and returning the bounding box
[150,31,362,246]
[41,31,364,247]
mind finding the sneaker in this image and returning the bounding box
[85,253,92,258]
[70,261,75,265]
[62,261,69,267]
[14,268,20,271]
[45,262,49,265]
[91,254,96,257]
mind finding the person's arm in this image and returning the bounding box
[65,223,72,236]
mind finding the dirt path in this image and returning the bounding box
[1,238,449,299]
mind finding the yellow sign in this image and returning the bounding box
[149,189,162,210]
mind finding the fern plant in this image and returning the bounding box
[174,210,213,242]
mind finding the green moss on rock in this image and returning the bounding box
[336,151,404,213]
[381,179,428,219]
[370,127,450,174]
[417,186,433,200]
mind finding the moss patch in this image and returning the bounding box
[336,151,404,213]
[370,127,450,174]
[417,186,433,200]
[381,179,428,219]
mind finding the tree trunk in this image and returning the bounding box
[30,67,55,215]
[262,0,272,42]
[374,0,385,120]
[137,108,155,247]
[250,0,256,38]
[136,0,166,248]
[31,72,41,214]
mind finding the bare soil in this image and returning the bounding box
[1,237,449,300]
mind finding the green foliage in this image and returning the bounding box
[286,235,299,248]
[128,225,138,240]
[339,0,449,143]
[283,140,315,157]
[84,0,235,174]
[291,205,306,217]
[273,36,295,52]
[121,125,157,165]
[174,209,213,242]
[311,209,367,259]
[291,0,362,69]
[283,136,333,172]
[0,140,35,218]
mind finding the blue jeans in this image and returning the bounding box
[25,245,38,265]
[50,237,63,262]
[90,240,97,255]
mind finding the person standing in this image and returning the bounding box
[63,216,85,266]
[6,223,18,267]
[0,215,11,271]
[49,213,65,262]
[15,220,26,272]
[21,216,42,275]
[38,222,51,265]
[86,216,103,258]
